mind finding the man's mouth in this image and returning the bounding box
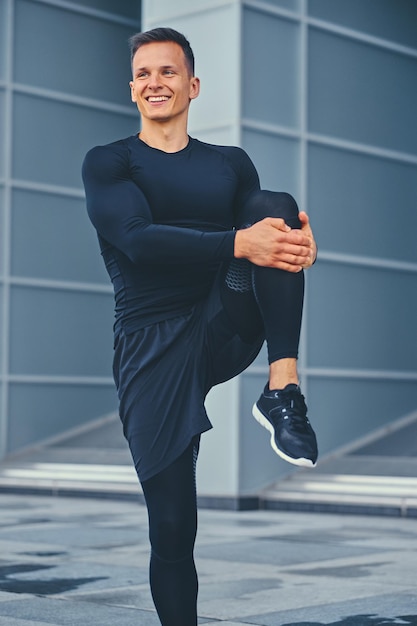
[147,96,170,102]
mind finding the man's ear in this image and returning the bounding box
[129,81,136,103]
[189,76,200,101]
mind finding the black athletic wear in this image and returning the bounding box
[141,437,200,626]
[82,134,307,626]
[82,135,259,334]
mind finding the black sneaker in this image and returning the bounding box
[252,383,318,468]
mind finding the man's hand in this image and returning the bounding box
[298,211,317,268]
[234,213,317,273]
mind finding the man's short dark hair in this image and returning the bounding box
[129,27,195,76]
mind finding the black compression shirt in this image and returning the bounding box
[82,134,260,333]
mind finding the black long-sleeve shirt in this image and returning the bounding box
[82,134,260,333]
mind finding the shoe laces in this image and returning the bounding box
[272,388,309,428]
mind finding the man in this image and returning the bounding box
[82,27,318,626]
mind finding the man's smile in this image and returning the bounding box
[147,96,170,102]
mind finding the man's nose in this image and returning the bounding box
[147,73,162,89]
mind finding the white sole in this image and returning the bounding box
[252,403,316,468]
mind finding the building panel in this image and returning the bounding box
[243,129,300,197]
[308,263,417,371]
[308,377,417,454]
[11,189,109,284]
[9,286,114,377]
[0,89,5,178]
[12,93,138,188]
[14,0,134,106]
[308,27,417,154]
[308,144,417,263]
[308,0,417,49]
[7,383,117,452]
[243,8,300,129]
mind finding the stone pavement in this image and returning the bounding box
[0,493,416,625]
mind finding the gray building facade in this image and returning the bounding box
[1,0,416,498]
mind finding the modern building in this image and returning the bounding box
[1,0,416,501]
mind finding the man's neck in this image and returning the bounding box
[139,121,189,153]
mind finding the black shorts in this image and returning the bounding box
[113,271,264,483]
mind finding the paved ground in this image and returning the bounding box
[0,493,416,625]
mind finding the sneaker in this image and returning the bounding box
[252,383,318,468]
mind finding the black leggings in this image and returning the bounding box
[141,191,304,624]
[141,438,200,626]
[221,189,304,363]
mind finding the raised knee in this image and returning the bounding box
[241,189,300,227]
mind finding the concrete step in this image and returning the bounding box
[0,459,142,501]
[262,458,417,517]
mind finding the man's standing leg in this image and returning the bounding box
[140,438,200,626]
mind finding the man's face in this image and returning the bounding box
[130,41,200,123]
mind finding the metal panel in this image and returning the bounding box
[12,92,138,188]
[308,144,417,263]
[0,89,5,178]
[9,286,115,377]
[308,262,417,371]
[0,284,3,370]
[7,383,118,451]
[0,1,6,80]
[243,8,300,129]
[11,189,109,284]
[308,27,417,154]
[308,0,417,49]
[14,0,135,105]
[308,377,417,454]
[0,186,4,276]
[243,128,300,197]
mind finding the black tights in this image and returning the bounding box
[141,438,200,626]
[221,190,304,363]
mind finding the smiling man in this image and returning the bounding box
[82,27,318,626]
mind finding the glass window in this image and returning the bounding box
[12,93,138,188]
[308,28,417,154]
[243,129,300,199]
[14,0,134,105]
[309,0,417,50]
[308,144,417,263]
[11,189,109,284]
[8,383,117,452]
[243,8,300,129]
[9,286,115,377]
[308,263,417,371]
